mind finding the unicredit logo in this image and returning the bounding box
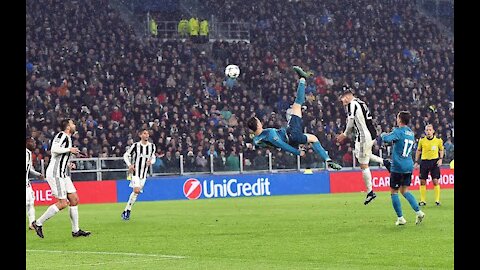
[183,177,271,200]
[183,178,202,200]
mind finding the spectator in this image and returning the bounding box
[214,150,227,171]
[225,149,240,171]
[26,0,453,175]
[342,147,354,167]
[443,137,454,163]
[199,19,209,43]
[184,151,197,172]
[252,149,268,170]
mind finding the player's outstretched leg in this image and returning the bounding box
[31,220,44,238]
[400,189,425,225]
[305,134,342,170]
[122,188,139,220]
[292,66,314,79]
[383,159,392,172]
[287,70,310,122]
[68,193,91,237]
[33,203,62,238]
[391,193,406,225]
[26,203,35,230]
[288,66,312,120]
[370,154,392,172]
[361,166,376,205]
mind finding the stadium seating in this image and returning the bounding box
[26,0,453,173]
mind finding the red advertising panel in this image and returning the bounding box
[330,168,454,193]
[31,180,117,205]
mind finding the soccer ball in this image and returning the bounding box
[225,64,240,79]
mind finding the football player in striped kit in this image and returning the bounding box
[336,86,391,205]
[31,119,91,238]
[121,128,157,220]
[26,137,44,230]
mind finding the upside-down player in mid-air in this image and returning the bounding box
[247,66,342,171]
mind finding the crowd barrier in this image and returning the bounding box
[31,168,454,204]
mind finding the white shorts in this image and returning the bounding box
[26,186,35,205]
[354,139,374,165]
[129,176,146,192]
[46,175,77,199]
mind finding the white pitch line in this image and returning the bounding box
[63,258,174,267]
[32,258,174,269]
[26,249,186,259]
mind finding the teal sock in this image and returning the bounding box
[312,141,329,161]
[294,78,306,105]
[391,193,403,217]
[403,192,420,212]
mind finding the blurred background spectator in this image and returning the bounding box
[26,0,453,174]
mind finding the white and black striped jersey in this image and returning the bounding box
[344,98,377,142]
[123,141,157,180]
[26,148,41,187]
[46,131,73,178]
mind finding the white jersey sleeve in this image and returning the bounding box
[149,143,157,165]
[123,143,137,167]
[51,132,70,154]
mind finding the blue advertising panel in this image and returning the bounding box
[117,171,330,202]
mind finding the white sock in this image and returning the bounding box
[370,154,384,164]
[36,204,60,226]
[125,192,138,211]
[69,206,79,233]
[26,203,35,225]
[362,168,373,193]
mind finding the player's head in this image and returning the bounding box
[247,116,262,133]
[138,128,150,141]
[424,124,435,138]
[61,118,76,134]
[397,111,411,126]
[26,136,36,151]
[339,85,354,106]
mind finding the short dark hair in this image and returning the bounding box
[247,117,259,132]
[60,118,73,130]
[398,111,411,125]
[339,85,354,98]
[138,128,149,134]
[26,136,34,142]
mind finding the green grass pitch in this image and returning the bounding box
[27,189,454,269]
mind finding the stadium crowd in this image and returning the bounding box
[26,0,454,175]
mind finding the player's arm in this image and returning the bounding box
[148,144,157,165]
[380,129,399,144]
[29,165,44,179]
[51,133,77,154]
[437,138,444,166]
[255,140,274,149]
[337,103,355,142]
[253,134,271,149]
[343,104,355,137]
[68,161,76,170]
[29,166,42,177]
[414,139,422,167]
[268,130,301,156]
[123,143,136,167]
[26,151,44,179]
